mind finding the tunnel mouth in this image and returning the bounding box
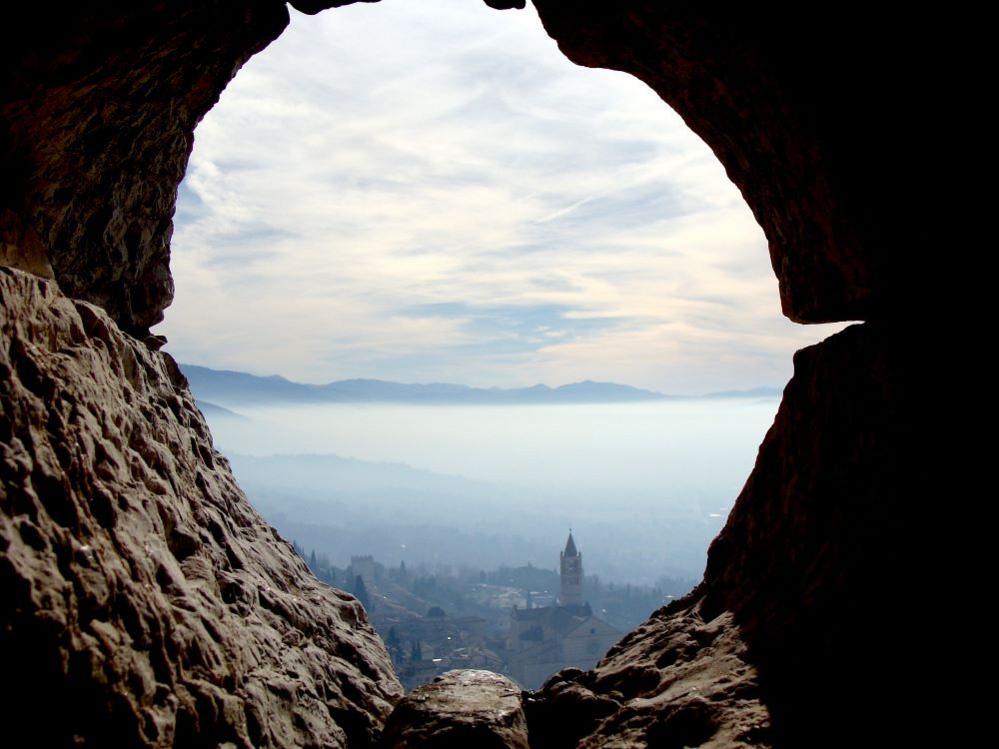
[157,0,844,695]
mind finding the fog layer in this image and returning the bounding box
[203,398,778,584]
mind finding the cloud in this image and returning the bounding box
[397,301,637,355]
[157,0,845,393]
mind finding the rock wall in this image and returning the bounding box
[0,267,401,747]
[701,322,914,744]
[0,1,292,333]
[525,605,769,749]
[526,321,917,748]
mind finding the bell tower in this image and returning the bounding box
[559,531,583,607]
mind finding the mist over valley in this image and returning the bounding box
[188,365,780,586]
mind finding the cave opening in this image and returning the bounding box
[158,0,843,693]
[0,0,922,745]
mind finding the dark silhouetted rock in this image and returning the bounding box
[531,2,923,323]
[700,321,916,745]
[0,1,292,332]
[528,321,918,748]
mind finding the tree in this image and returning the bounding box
[309,549,317,570]
[386,627,403,663]
[410,640,423,661]
[353,575,370,610]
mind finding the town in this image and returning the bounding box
[293,533,694,690]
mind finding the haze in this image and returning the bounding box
[200,395,780,584]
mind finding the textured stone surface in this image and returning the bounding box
[0,1,292,332]
[0,267,402,747]
[526,602,769,749]
[380,670,529,749]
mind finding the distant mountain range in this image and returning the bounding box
[182,364,781,408]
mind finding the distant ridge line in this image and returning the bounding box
[181,364,780,407]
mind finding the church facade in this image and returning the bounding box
[506,533,621,689]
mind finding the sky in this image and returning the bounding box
[157,0,846,395]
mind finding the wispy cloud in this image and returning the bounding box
[157,0,845,394]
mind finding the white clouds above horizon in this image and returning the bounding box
[157,0,846,394]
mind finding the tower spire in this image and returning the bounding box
[563,530,578,558]
[560,531,583,606]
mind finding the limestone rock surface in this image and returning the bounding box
[525,603,769,749]
[380,670,529,749]
[0,267,402,748]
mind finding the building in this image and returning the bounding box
[560,531,583,606]
[349,555,377,587]
[506,533,620,689]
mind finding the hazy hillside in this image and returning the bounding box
[184,364,781,407]
[183,364,669,406]
[188,370,782,584]
[223,451,716,583]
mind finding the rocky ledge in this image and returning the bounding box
[380,669,529,749]
[524,601,769,749]
[373,601,769,749]
[0,267,402,748]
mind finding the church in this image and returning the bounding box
[506,532,620,689]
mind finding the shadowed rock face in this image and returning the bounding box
[530,2,920,324]
[0,268,401,747]
[0,1,291,333]
[0,1,919,747]
[526,322,917,748]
